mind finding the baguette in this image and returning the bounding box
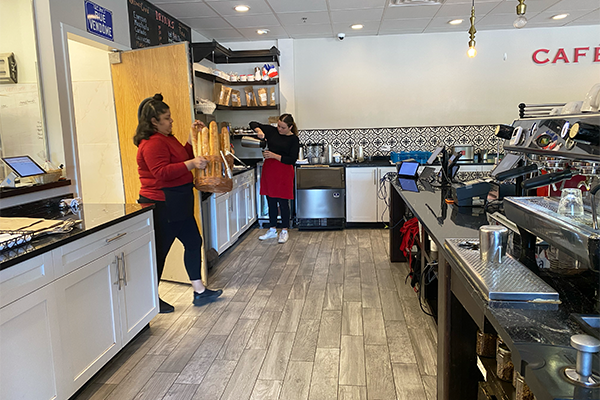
[200,126,210,177]
[209,121,221,176]
[191,126,199,157]
[220,126,230,155]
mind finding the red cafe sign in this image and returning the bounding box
[533,46,600,64]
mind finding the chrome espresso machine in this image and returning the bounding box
[490,108,599,399]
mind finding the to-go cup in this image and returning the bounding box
[479,225,508,263]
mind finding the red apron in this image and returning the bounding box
[260,158,295,199]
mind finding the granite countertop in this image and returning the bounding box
[0,200,154,270]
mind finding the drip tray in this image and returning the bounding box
[445,238,559,303]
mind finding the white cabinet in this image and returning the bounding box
[0,211,158,400]
[0,283,64,400]
[55,232,157,392]
[204,169,256,254]
[346,166,396,223]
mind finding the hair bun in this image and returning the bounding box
[153,93,163,101]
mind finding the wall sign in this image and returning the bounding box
[533,46,600,64]
[127,0,191,49]
[85,1,114,41]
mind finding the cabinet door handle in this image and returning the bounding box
[120,252,127,286]
[114,255,122,290]
[373,169,376,185]
[106,232,127,243]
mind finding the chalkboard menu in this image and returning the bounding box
[127,0,191,49]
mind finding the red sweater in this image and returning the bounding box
[137,133,194,201]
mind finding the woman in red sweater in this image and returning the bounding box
[134,94,222,313]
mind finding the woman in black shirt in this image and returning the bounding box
[250,114,300,243]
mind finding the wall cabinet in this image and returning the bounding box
[346,166,396,223]
[0,212,158,400]
[204,169,256,255]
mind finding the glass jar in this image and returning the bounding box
[496,343,514,381]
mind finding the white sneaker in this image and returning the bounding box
[278,230,289,243]
[259,228,278,240]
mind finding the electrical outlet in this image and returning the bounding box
[380,145,391,152]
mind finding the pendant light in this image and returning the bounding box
[514,0,527,29]
[467,0,477,58]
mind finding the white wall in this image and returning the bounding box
[68,39,125,204]
[290,25,600,129]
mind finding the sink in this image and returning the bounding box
[570,314,600,339]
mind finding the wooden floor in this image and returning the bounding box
[73,228,438,400]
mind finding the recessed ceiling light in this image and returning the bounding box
[351,24,363,30]
[448,19,463,25]
[257,29,270,35]
[234,5,250,12]
[552,13,569,20]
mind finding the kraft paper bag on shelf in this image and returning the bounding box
[269,87,276,106]
[213,83,232,106]
[257,87,268,107]
[231,90,241,107]
[244,86,257,107]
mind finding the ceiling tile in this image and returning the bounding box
[329,0,387,11]
[206,0,275,17]
[277,11,331,25]
[529,9,593,23]
[383,4,442,19]
[434,2,501,18]
[153,2,218,18]
[194,28,245,40]
[546,0,600,12]
[223,14,280,28]
[490,0,559,14]
[330,8,385,24]
[266,0,328,13]
[424,16,469,29]
[332,23,380,34]
[283,23,334,35]
[179,16,234,29]
[380,18,430,31]
[568,9,600,23]
[237,26,290,39]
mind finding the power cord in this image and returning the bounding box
[378,172,398,225]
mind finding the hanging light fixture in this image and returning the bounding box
[467,0,477,58]
[514,0,527,29]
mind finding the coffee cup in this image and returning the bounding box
[479,225,508,263]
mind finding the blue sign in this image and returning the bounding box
[85,1,114,41]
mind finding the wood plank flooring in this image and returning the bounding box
[72,228,437,400]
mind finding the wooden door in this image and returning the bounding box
[110,42,194,204]
[111,42,207,284]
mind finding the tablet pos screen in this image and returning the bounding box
[427,147,443,165]
[398,178,419,192]
[397,161,419,177]
[491,153,522,178]
[2,156,46,177]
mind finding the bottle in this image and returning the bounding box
[327,144,333,164]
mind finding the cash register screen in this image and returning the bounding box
[491,153,522,178]
[397,161,419,177]
[398,178,419,192]
[2,156,46,177]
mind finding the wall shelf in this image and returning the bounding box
[191,40,280,65]
[215,105,278,111]
[194,71,278,86]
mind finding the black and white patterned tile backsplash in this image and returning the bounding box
[298,125,503,158]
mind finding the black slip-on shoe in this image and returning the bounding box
[159,298,175,314]
[193,288,223,307]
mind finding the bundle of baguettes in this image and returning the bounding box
[192,121,234,193]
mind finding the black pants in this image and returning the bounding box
[138,196,202,282]
[267,196,290,229]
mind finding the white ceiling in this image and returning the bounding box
[148,0,600,42]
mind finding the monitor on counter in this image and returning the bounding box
[2,156,46,177]
[427,147,444,165]
[397,161,419,178]
[491,153,522,178]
